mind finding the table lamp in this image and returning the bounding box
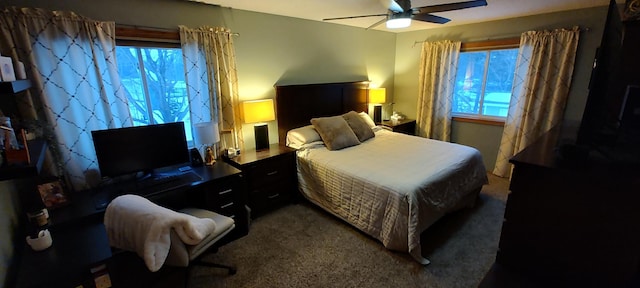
[369,88,386,124]
[193,122,220,166]
[242,99,275,150]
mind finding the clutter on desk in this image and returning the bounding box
[37,179,69,209]
[27,208,49,227]
[25,229,53,251]
[0,55,16,82]
[26,207,53,251]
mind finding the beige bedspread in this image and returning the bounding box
[295,128,487,264]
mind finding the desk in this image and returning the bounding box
[15,221,112,288]
[14,161,248,288]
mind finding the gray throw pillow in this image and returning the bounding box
[311,116,361,151]
[342,111,375,142]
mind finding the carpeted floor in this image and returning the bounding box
[190,173,509,288]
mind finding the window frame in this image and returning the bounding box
[452,38,520,126]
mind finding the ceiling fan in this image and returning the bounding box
[323,0,488,29]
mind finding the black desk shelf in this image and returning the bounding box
[0,80,31,94]
[0,139,47,181]
[0,79,31,120]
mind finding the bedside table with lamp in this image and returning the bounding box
[230,99,296,217]
[223,144,296,218]
[381,117,416,136]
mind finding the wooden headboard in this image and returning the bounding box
[275,81,370,144]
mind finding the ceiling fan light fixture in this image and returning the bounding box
[386,16,411,29]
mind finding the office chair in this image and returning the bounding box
[165,207,237,286]
[104,195,236,287]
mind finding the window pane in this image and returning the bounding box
[116,47,149,126]
[482,49,518,117]
[453,51,487,115]
[116,46,193,142]
[139,48,189,124]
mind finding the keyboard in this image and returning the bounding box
[134,172,202,198]
[92,171,203,210]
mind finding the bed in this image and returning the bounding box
[275,81,488,264]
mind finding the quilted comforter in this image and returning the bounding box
[295,128,487,264]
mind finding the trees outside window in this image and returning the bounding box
[452,48,518,119]
[115,46,192,141]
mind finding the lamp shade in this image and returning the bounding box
[193,122,220,146]
[242,99,276,124]
[369,88,386,104]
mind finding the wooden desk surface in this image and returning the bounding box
[16,221,112,287]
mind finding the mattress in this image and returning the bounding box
[295,128,488,264]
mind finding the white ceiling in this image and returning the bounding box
[188,0,616,32]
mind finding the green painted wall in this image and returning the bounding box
[393,6,608,169]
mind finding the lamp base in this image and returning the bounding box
[373,105,382,124]
[254,124,269,150]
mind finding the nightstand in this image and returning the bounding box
[223,144,296,218]
[381,119,416,135]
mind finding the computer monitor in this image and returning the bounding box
[91,122,190,179]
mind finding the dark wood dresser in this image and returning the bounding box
[481,122,640,287]
[223,144,297,218]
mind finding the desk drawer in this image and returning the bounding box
[204,176,243,219]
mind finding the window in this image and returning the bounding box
[452,40,519,121]
[115,45,193,142]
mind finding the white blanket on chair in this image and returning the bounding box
[104,194,216,272]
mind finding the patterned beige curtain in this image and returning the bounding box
[0,7,130,190]
[493,27,580,177]
[179,26,243,151]
[416,40,461,141]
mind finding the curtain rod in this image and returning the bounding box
[115,24,240,36]
[412,26,590,48]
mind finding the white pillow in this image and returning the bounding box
[358,111,376,128]
[286,125,322,149]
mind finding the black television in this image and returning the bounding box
[575,0,640,163]
[91,122,190,179]
[577,0,623,146]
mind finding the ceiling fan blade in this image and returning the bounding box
[412,13,451,24]
[366,17,388,30]
[417,0,487,14]
[379,0,404,13]
[323,14,388,21]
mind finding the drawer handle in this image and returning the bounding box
[266,171,279,176]
[267,193,280,199]
[218,189,233,195]
[220,202,234,209]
